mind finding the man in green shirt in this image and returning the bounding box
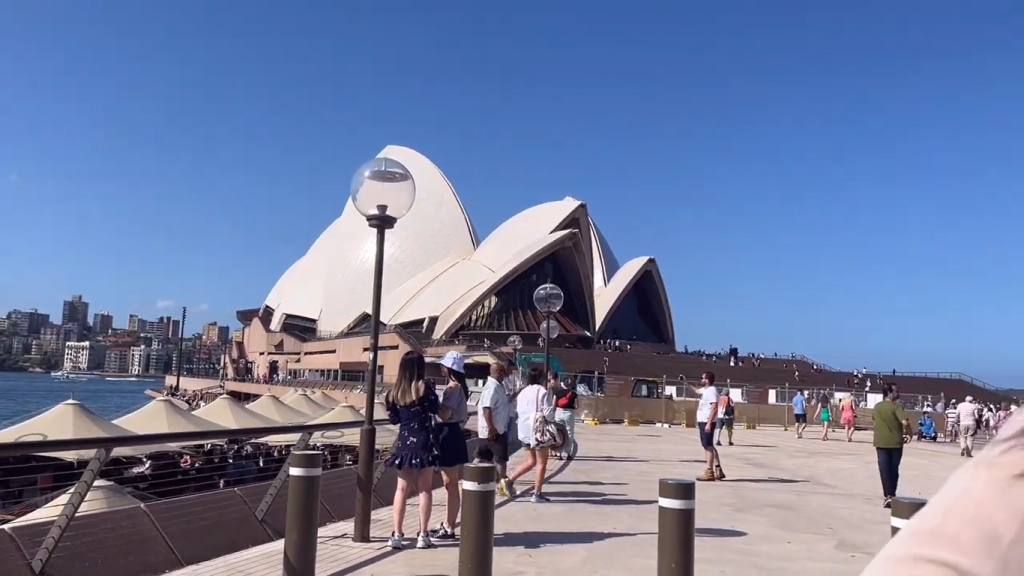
[872,383,908,508]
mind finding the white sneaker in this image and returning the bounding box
[416,532,432,549]
[388,532,404,550]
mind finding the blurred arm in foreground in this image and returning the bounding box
[862,411,1024,575]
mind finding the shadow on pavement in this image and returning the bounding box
[495,530,655,549]
[545,480,627,486]
[696,527,747,538]
[571,455,649,463]
[725,477,807,484]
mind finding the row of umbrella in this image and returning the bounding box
[0,390,397,460]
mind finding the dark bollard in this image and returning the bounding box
[283,451,323,576]
[458,463,497,576]
[890,497,926,537]
[658,478,695,576]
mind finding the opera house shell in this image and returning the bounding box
[254,145,674,357]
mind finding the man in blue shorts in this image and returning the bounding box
[691,371,725,481]
[792,389,808,438]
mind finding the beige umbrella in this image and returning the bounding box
[308,390,340,408]
[260,403,397,447]
[4,479,142,526]
[278,388,301,401]
[113,397,229,440]
[282,392,330,418]
[358,400,392,422]
[246,394,311,424]
[193,395,280,429]
[0,399,181,460]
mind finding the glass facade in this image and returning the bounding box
[598,271,669,344]
[458,251,589,334]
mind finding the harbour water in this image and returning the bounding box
[0,372,157,426]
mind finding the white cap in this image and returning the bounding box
[440,351,465,374]
[965,395,974,402]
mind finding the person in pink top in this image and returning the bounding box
[840,395,858,442]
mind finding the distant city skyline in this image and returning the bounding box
[1,296,226,335]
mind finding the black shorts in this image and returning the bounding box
[698,422,717,449]
[487,431,509,464]
[719,416,734,429]
[794,414,807,424]
[435,423,470,468]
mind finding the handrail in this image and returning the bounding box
[0,419,365,458]
[870,370,1001,390]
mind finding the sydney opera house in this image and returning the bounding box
[230,145,674,382]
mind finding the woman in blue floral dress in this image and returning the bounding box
[384,351,439,550]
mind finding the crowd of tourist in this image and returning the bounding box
[381,350,578,550]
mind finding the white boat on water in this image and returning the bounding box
[104,377,156,382]
[50,371,96,381]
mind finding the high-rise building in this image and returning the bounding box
[104,348,130,373]
[61,295,90,328]
[40,323,63,352]
[127,314,150,334]
[6,309,50,336]
[148,348,168,374]
[63,341,107,371]
[129,346,151,375]
[202,322,223,344]
[169,319,181,339]
[92,311,114,336]
[9,336,30,355]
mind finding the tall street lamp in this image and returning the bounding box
[533,283,564,376]
[351,156,416,543]
[174,306,187,391]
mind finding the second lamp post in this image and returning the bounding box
[350,156,417,544]
[532,283,564,376]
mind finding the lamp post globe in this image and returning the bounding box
[350,156,417,226]
[506,334,523,350]
[539,319,560,340]
[533,283,564,314]
[351,156,416,544]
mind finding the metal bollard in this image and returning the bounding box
[282,451,323,576]
[458,463,497,576]
[657,478,695,576]
[890,497,926,537]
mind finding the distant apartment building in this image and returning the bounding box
[30,339,46,356]
[40,323,64,353]
[148,348,168,374]
[61,322,84,343]
[202,322,225,344]
[104,348,130,373]
[127,314,148,333]
[0,318,7,332]
[62,295,90,328]
[6,308,50,337]
[92,311,114,336]
[128,346,151,375]
[169,319,181,339]
[63,341,107,372]
[9,336,30,355]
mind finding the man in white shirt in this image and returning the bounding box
[479,362,513,482]
[690,371,726,481]
[957,396,980,457]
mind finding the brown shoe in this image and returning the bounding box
[714,466,726,481]
[696,468,717,482]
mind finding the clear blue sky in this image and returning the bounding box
[2,2,1021,386]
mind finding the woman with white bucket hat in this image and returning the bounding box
[429,350,470,541]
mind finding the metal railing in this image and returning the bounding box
[0,418,393,576]
[867,371,1001,391]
